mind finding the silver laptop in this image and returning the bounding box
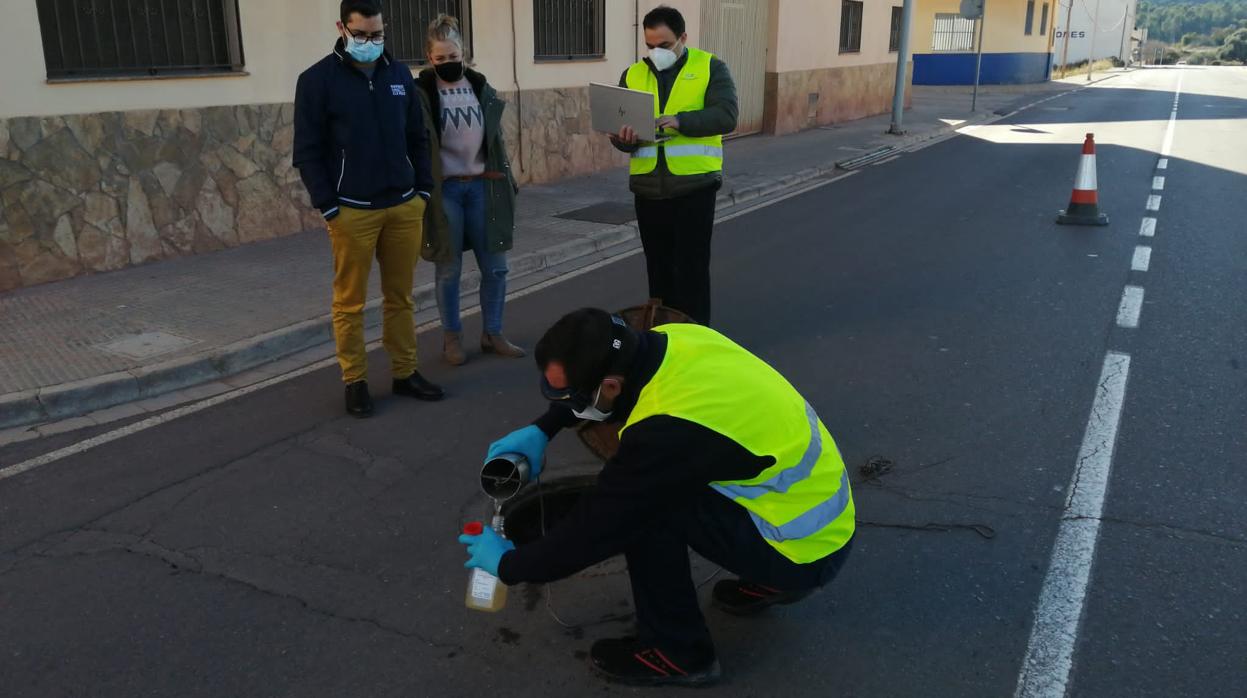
[589,82,671,143]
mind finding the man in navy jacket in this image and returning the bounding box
[294,0,442,417]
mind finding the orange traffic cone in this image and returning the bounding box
[1057,133,1110,226]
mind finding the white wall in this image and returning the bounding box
[471,0,644,92]
[0,0,662,120]
[0,1,336,118]
[770,0,902,73]
[1052,0,1137,65]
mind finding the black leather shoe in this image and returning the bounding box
[392,371,444,401]
[711,579,813,616]
[344,380,373,418]
[588,637,720,687]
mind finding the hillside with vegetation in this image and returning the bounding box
[1138,0,1247,63]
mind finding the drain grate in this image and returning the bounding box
[555,201,636,225]
[836,146,898,170]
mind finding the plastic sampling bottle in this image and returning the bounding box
[463,520,508,612]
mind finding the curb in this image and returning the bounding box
[0,222,639,431]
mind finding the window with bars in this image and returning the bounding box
[932,13,976,52]
[840,0,863,53]
[35,0,244,80]
[383,0,471,65]
[1025,0,1036,35]
[533,0,605,61]
[889,6,903,52]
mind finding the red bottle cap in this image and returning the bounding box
[463,521,484,535]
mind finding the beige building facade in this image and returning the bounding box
[765,0,913,134]
[0,0,910,291]
[910,0,1056,84]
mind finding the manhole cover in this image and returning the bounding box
[96,331,198,360]
[555,201,636,225]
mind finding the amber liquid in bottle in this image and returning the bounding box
[464,517,508,612]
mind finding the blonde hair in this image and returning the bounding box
[426,14,466,56]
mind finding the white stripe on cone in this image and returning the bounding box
[1074,154,1098,191]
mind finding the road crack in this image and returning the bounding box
[1066,514,1247,548]
[15,527,472,655]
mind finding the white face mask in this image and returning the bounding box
[572,384,613,422]
[648,43,682,71]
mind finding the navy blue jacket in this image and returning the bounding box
[293,40,434,220]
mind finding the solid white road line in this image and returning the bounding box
[0,172,857,481]
[1017,72,1177,698]
[1159,72,1184,158]
[1014,351,1132,698]
[0,355,340,481]
[1116,286,1145,328]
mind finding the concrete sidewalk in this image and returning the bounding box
[0,81,1083,436]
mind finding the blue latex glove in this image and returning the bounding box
[486,425,549,480]
[459,527,516,577]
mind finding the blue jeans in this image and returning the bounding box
[434,178,510,334]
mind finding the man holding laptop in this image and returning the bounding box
[605,5,737,326]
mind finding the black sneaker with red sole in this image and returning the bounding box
[588,637,721,687]
[711,579,813,616]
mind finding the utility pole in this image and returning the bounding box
[972,1,987,110]
[889,0,916,134]
[1060,0,1075,78]
[1087,0,1102,81]
[1118,3,1131,67]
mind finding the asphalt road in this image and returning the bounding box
[1,66,1244,698]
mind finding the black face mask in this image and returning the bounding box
[434,61,464,82]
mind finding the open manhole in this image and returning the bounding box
[555,201,636,225]
[500,474,597,545]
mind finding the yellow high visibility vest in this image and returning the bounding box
[620,324,855,564]
[624,47,724,176]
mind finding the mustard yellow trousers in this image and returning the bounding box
[325,197,426,384]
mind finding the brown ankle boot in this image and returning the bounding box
[481,333,526,358]
[443,331,467,366]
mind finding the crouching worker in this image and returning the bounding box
[459,308,854,687]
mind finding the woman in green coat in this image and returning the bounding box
[418,15,522,365]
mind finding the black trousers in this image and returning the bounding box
[624,487,853,656]
[634,186,717,325]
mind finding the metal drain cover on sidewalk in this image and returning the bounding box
[555,201,636,225]
[96,331,198,360]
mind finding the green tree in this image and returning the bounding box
[1221,27,1247,60]
[1139,0,1247,42]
